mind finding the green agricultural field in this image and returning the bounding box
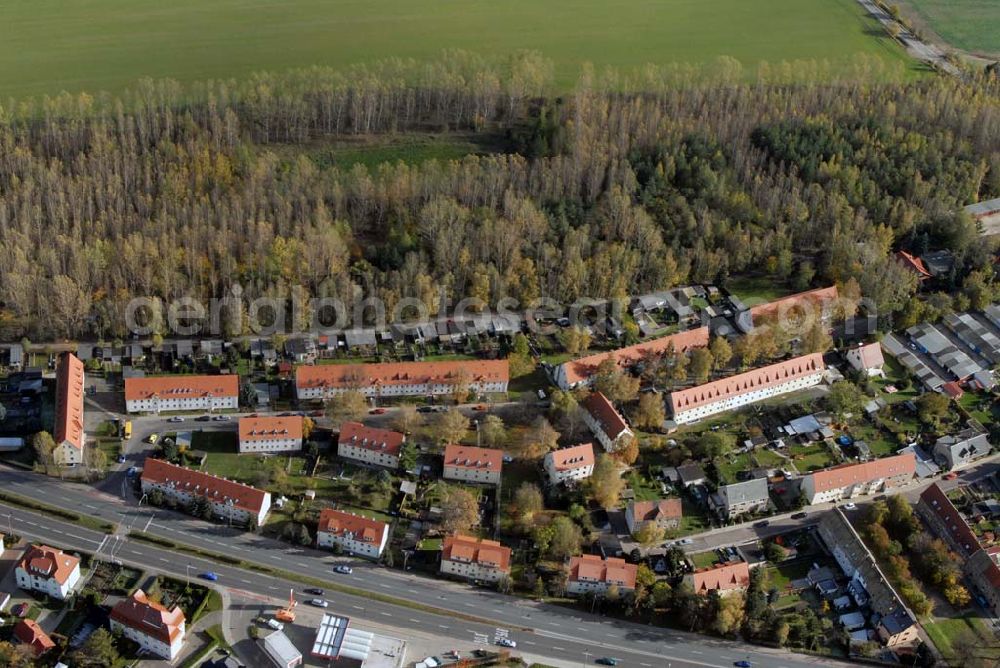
[1,0,916,100]
[900,1,1000,56]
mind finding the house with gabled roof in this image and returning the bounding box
[296,359,508,401]
[111,589,186,660]
[124,374,239,413]
[443,444,503,485]
[917,483,980,557]
[337,422,405,470]
[15,544,81,599]
[53,352,85,466]
[581,392,634,452]
[440,535,511,583]
[141,458,271,527]
[13,619,55,657]
[801,452,915,505]
[683,560,750,596]
[846,342,885,378]
[749,286,839,325]
[566,555,637,596]
[543,443,595,485]
[239,415,303,454]
[626,499,682,534]
[717,477,770,519]
[316,508,389,559]
[894,251,932,281]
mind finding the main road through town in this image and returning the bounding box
[0,466,856,668]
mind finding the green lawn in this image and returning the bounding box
[753,448,788,468]
[924,612,1000,663]
[766,559,812,591]
[690,551,718,569]
[726,275,794,305]
[715,452,754,484]
[900,1,1000,56]
[0,0,917,100]
[789,443,836,472]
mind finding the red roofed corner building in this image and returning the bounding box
[124,374,239,413]
[295,359,509,401]
[543,442,595,485]
[238,415,303,454]
[440,534,511,583]
[110,589,186,660]
[337,422,405,469]
[895,251,932,281]
[626,499,683,534]
[669,353,826,425]
[916,483,980,557]
[443,444,503,485]
[15,544,81,599]
[749,286,839,324]
[567,555,638,596]
[54,352,85,465]
[316,508,389,559]
[141,458,271,527]
[13,619,55,657]
[581,392,634,452]
[965,548,1000,617]
[683,560,751,596]
[801,452,916,505]
[554,327,710,390]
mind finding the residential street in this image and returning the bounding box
[0,467,860,668]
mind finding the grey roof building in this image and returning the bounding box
[881,334,944,390]
[718,478,769,518]
[906,323,982,380]
[675,463,707,487]
[944,312,1000,365]
[932,428,991,470]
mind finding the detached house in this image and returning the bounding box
[566,555,637,596]
[543,443,595,485]
[683,560,750,596]
[440,534,511,583]
[15,544,81,599]
[800,452,915,505]
[581,392,634,452]
[625,499,682,534]
[716,478,770,519]
[53,352,85,465]
[846,343,885,378]
[141,458,271,527]
[337,422,405,470]
[110,589,186,660]
[13,619,55,657]
[238,415,303,454]
[316,508,389,559]
[932,428,991,470]
[124,375,239,413]
[443,444,503,485]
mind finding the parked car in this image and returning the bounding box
[146,433,158,444]
[266,619,284,631]
[843,502,857,511]
[734,661,752,668]
[196,415,211,421]
[596,658,620,666]
[304,588,325,596]
[944,472,958,480]
[126,466,138,477]
[753,521,769,528]
[167,416,184,423]
[309,599,329,608]
[791,512,808,520]
[116,455,126,464]
[200,572,219,581]
[679,538,693,545]
[496,638,516,648]
[334,565,353,574]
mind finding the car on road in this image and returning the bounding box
[417,406,434,413]
[502,454,513,463]
[167,416,185,423]
[734,661,752,668]
[944,472,958,480]
[126,466,138,477]
[117,455,127,464]
[496,638,516,648]
[843,502,857,511]
[369,408,386,414]
[308,599,329,608]
[196,415,211,421]
[266,619,284,631]
[791,512,808,519]
[679,538,693,545]
[334,565,353,574]
[304,588,324,595]
[212,414,231,421]
[146,433,158,444]
[596,658,620,666]
[200,572,219,581]
[753,520,769,528]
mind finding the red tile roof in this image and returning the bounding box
[568,554,638,589]
[141,458,269,515]
[629,498,683,523]
[124,374,239,401]
[689,561,750,594]
[54,352,85,450]
[443,444,503,473]
[296,359,509,390]
[749,286,839,322]
[547,443,595,471]
[807,452,916,494]
[669,353,825,415]
[558,327,710,386]
[442,534,511,572]
[919,483,979,555]
[317,508,387,544]
[18,544,80,585]
[581,391,631,440]
[338,422,405,457]
[853,342,885,369]
[239,416,303,443]
[13,619,54,656]
[895,251,932,279]
[942,381,964,400]
[111,589,185,645]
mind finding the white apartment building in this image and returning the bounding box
[238,416,303,454]
[442,444,503,485]
[141,458,271,527]
[124,375,239,413]
[110,589,186,660]
[669,353,826,424]
[316,508,389,559]
[440,535,511,583]
[801,453,916,505]
[566,555,637,596]
[581,392,634,452]
[53,352,85,466]
[337,422,405,469]
[295,360,509,401]
[15,545,81,600]
[543,443,595,485]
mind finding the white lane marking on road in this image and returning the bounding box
[379,612,391,617]
[523,641,536,646]
[438,625,449,630]
[158,558,170,563]
[239,579,251,584]
[297,562,310,568]
[690,650,703,655]
[552,647,565,651]
[409,619,421,624]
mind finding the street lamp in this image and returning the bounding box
[582,651,590,667]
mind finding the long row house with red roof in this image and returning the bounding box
[295,359,509,401]
[125,374,239,413]
[140,458,272,527]
[54,352,85,465]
